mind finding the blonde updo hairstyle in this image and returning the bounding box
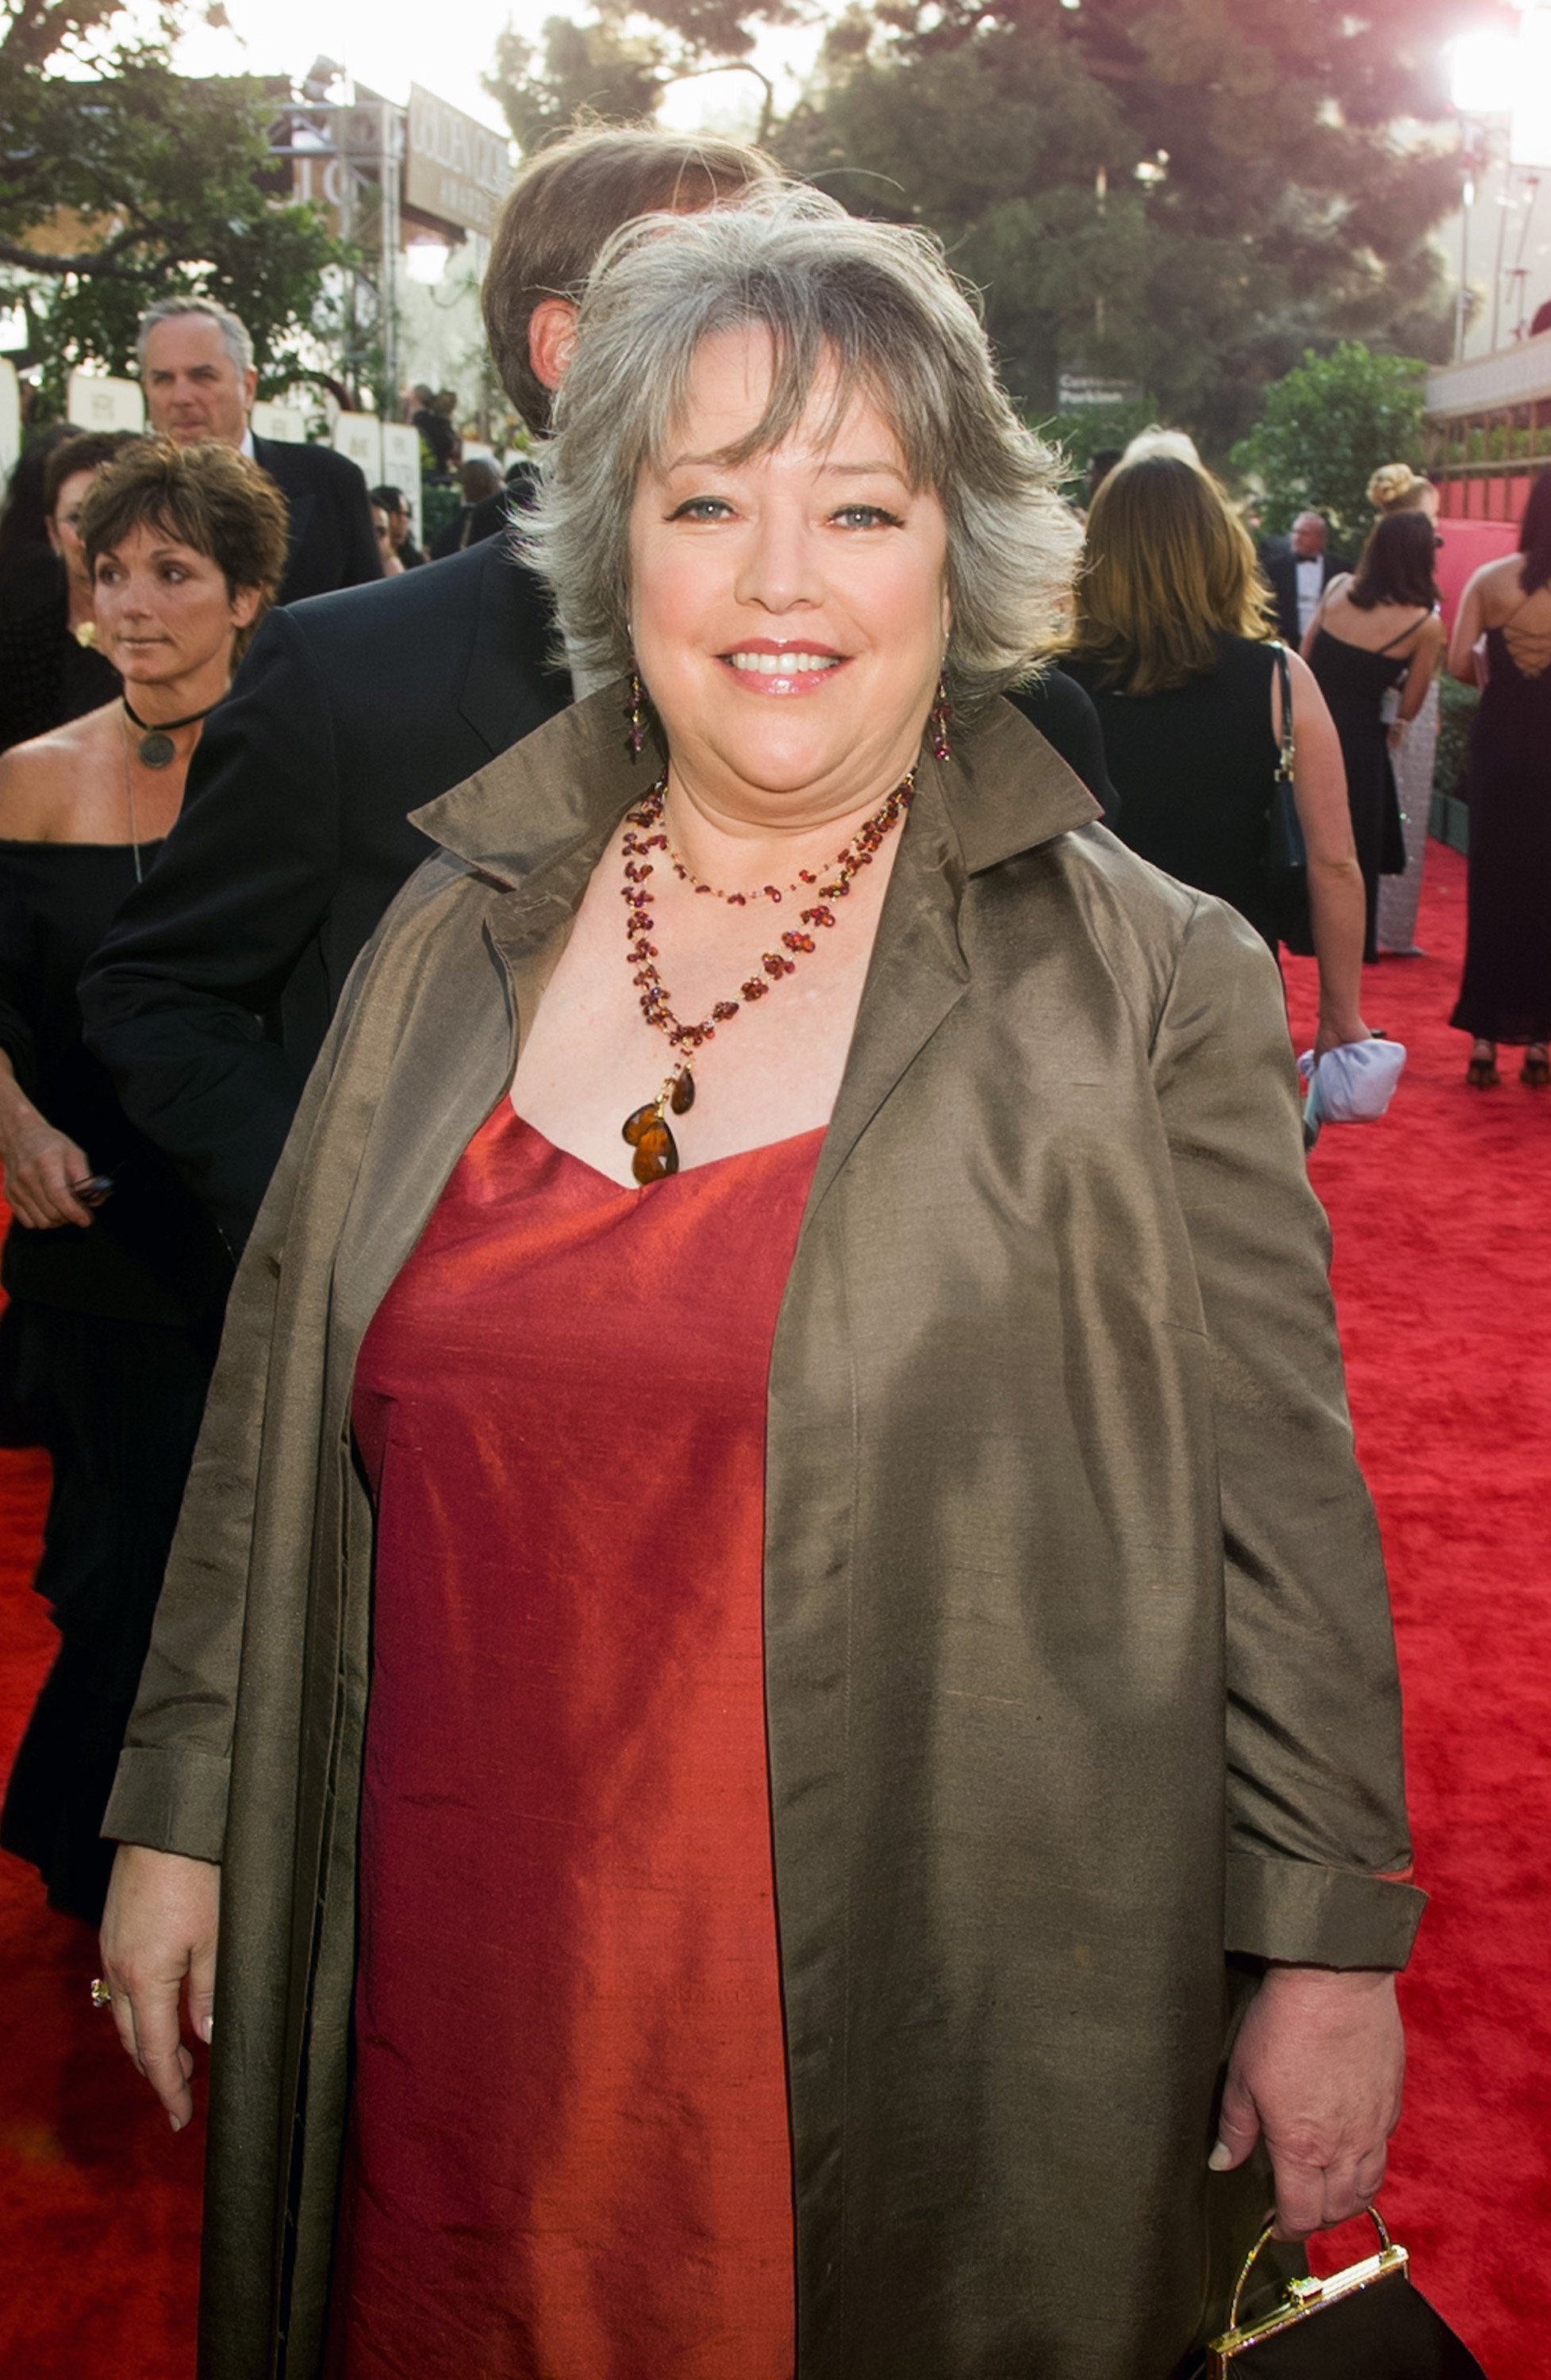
[1368,463,1435,516]
[521,186,1081,706]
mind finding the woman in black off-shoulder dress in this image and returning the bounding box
[0,438,286,1920]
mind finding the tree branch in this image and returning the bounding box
[0,221,163,278]
[658,57,777,146]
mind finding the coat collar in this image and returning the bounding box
[413,686,1100,1216]
[412,679,1100,903]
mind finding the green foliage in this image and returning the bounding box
[1038,400,1158,500]
[1434,674,1480,808]
[485,15,671,153]
[520,0,1465,461]
[1229,341,1429,539]
[2,0,342,415]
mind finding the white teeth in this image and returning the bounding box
[728,651,841,674]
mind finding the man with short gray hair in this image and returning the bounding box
[137,294,381,605]
[1263,509,1345,647]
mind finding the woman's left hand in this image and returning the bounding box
[1209,1965,1404,2240]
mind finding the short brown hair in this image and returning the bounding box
[1062,455,1275,696]
[44,430,141,516]
[482,124,779,433]
[82,438,290,660]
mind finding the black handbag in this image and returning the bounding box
[1265,642,1313,956]
[1200,2209,1488,2378]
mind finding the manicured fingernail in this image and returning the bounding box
[200,2016,213,2044]
[1208,2143,1234,2171]
[170,2113,183,2132]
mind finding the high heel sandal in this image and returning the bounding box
[1521,1046,1550,1089]
[1465,1046,1499,1088]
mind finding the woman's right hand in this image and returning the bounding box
[0,1110,94,1230]
[99,1844,220,2131]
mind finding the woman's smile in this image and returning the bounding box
[719,639,847,695]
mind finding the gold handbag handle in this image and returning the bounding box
[1227,2206,1393,2332]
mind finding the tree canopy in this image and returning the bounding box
[2,0,340,413]
[497,0,1485,460]
[1230,341,1429,540]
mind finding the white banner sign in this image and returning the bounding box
[332,411,383,482]
[251,401,309,445]
[66,370,145,433]
[0,360,20,479]
[380,421,423,529]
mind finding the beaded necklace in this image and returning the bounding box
[618,770,913,1184]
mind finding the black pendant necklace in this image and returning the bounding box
[122,697,219,770]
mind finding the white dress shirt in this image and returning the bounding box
[1296,555,1324,639]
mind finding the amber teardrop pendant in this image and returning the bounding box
[670,1069,694,1115]
[622,1100,680,1184]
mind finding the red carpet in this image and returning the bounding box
[0,843,1545,2375]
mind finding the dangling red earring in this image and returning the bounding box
[928,674,951,763]
[624,662,648,760]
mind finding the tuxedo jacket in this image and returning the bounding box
[251,435,383,607]
[80,539,571,1255]
[1261,545,1345,647]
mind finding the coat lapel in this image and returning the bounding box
[411,683,1100,1228]
[807,699,1099,1215]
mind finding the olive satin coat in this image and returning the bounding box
[106,690,1423,2380]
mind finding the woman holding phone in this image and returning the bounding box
[0,436,286,1922]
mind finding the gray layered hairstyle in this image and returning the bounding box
[136,295,255,379]
[520,187,1079,702]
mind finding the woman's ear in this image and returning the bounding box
[230,585,263,634]
[528,298,579,395]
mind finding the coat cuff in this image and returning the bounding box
[1226,1850,1426,1970]
[102,1747,228,1865]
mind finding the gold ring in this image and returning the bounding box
[90,1976,113,2010]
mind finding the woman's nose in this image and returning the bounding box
[733,513,821,612]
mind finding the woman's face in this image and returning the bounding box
[628,324,950,821]
[46,469,98,593]
[93,520,260,689]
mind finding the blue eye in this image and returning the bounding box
[670,497,733,522]
[833,505,903,529]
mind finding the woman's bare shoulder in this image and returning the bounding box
[1472,553,1537,605]
[0,705,119,841]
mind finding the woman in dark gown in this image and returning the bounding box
[1062,455,1369,1055]
[0,438,286,1921]
[1445,472,1551,1088]
[1303,512,1444,964]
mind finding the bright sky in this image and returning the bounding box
[167,0,820,143]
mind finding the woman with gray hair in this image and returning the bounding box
[98,190,1420,2380]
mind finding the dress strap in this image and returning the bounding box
[1373,609,1433,655]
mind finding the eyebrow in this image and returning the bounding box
[663,453,909,482]
[99,543,197,565]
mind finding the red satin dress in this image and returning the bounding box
[330,1099,820,2380]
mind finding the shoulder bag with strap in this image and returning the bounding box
[1265,641,1311,954]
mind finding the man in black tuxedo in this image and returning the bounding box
[137,296,382,607]
[81,129,781,1258]
[1263,512,1345,647]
